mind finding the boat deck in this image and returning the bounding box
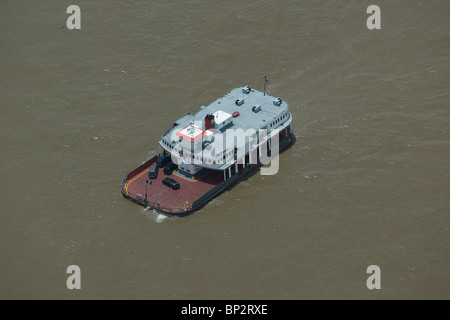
[122,156,224,214]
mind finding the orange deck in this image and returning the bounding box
[122,159,224,213]
[121,127,295,215]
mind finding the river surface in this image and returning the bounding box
[0,0,449,299]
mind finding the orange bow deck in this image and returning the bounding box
[121,156,242,216]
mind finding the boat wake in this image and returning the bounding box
[155,210,168,223]
[142,206,169,223]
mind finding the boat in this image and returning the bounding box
[121,85,294,216]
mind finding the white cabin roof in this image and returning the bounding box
[212,110,232,125]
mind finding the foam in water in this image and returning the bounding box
[155,211,167,223]
[142,206,168,223]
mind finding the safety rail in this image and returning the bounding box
[125,156,158,181]
[122,189,193,215]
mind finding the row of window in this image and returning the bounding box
[270,112,289,128]
[161,139,233,165]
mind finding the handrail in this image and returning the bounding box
[123,189,193,214]
[125,156,158,180]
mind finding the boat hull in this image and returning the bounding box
[121,130,295,217]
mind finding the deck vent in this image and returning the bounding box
[242,85,252,94]
[273,97,283,106]
[252,105,261,113]
[235,98,245,106]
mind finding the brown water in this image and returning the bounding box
[0,0,449,299]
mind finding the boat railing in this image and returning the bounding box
[122,188,193,214]
[124,156,158,181]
